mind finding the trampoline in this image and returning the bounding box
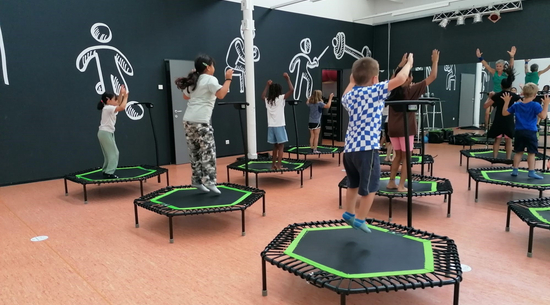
[64,165,169,203]
[285,145,343,165]
[261,219,462,305]
[468,167,550,202]
[338,173,452,221]
[506,197,550,257]
[460,149,549,170]
[227,158,313,188]
[134,183,265,243]
[379,153,435,176]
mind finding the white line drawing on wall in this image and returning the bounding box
[444,65,457,91]
[289,38,328,100]
[481,66,489,93]
[225,26,260,93]
[424,66,432,95]
[76,23,143,120]
[0,23,8,85]
[332,32,372,60]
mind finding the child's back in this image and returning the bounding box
[265,94,286,127]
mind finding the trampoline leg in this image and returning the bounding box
[444,194,447,203]
[134,203,139,228]
[169,216,174,244]
[262,194,266,216]
[527,226,534,258]
[241,209,246,236]
[466,157,469,171]
[262,259,268,296]
[227,167,230,183]
[453,281,460,305]
[140,180,144,197]
[388,198,393,222]
[301,171,304,188]
[338,153,341,166]
[83,185,88,204]
[339,187,342,209]
[157,174,161,183]
[475,181,479,203]
[431,163,433,176]
[540,190,543,198]
[166,172,170,186]
[340,294,346,305]
[468,176,471,191]
[505,206,511,232]
[310,165,313,179]
[256,174,259,189]
[447,194,452,218]
[460,154,462,166]
[64,178,68,196]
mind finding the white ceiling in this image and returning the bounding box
[224,0,521,25]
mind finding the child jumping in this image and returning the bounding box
[176,54,233,194]
[97,85,128,179]
[306,90,333,153]
[386,50,439,192]
[261,73,294,170]
[341,54,414,233]
[502,83,550,179]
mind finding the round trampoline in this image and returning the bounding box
[379,153,434,176]
[261,219,462,305]
[506,197,550,257]
[64,165,169,203]
[134,183,265,243]
[285,145,343,165]
[227,158,313,188]
[459,149,548,170]
[338,173,453,221]
[468,167,550,202]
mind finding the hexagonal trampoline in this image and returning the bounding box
[261,219,462,305]
[134,183,265,243]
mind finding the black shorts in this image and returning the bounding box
[343,150,380,196]
[514,130,538,154]
[308,122,321,130]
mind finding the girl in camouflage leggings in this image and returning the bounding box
[176,54,233,194]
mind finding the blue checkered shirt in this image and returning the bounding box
[342,81,389,152]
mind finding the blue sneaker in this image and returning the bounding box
[353,219,372,233]
[528,170,543,180]
[342,212,356,227]
[511,168,518,177]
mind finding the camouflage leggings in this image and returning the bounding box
[184,122,217,185]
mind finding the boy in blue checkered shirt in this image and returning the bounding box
[341,54,414,233]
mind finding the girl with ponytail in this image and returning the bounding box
[175,54,233,194]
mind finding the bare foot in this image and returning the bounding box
[271,164,277,170]
[397,186,409,192]
[386,180,398,189]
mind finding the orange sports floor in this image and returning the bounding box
[1,139,550,305]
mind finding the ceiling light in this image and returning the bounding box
[439,18,449,28]
[473,13,483,23]
[456,16,465,25]
[489,11,501,23]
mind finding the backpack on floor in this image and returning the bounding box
[428,130,445,143]
[448,133,475,145]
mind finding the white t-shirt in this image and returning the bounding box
[265,95,286,127]
[182,74,223,124]
[98,105,118,133]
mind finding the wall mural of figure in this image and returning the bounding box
[76,23,143,120]
[225,26,260,93]
[444,64,457,91]
[0,22,8,85]
[289,38,328,100]
[332,32,371,60]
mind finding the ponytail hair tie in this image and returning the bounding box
[202,62,209,67]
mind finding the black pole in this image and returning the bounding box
[544,117,548,171]
[420,104,425,176]
[145,105,160,167]
[403,107,413,228]
[331,101,335,147]
[292,102,300,158]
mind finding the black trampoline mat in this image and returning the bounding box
[378,178,436,193]
[77,166,156,181]
[287,146,340,153]
[482,170,550,186]
[150,185,252,210]
[469,150,535,161]
[286,227,433,278]
[529,208,550,225]
[238,160,304,171]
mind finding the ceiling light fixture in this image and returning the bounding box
[456,16,465,25]
[473,13,483,23]
[439,18,449,28]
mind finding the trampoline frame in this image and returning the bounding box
[338,173,452,221]
[64,165,169,203]
[505,197,550,257]
[460,149,548,171]
[468,167,550,202]
[134,183,265,243]
[285,145,343,166]
[380,153,435,176]
[227,158,313,188]
[261,219,462,305]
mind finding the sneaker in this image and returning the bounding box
[192,184,210,193]
[103,173,119,179]
[205,184,221,194]
[353,219,372,233]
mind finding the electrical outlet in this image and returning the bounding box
[158,84,163,90]
[225,140,230,145]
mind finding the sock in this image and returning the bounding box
[353,218,372,233]
[353,218,365,227]
[342,212,355,220]
[528,170,543,180]
[511,168,518,176]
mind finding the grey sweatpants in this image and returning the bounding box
[97,130,119,174]
[183,121,217,185]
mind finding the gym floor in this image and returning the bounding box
[1,136,549,305]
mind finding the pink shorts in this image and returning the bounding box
[496,134,511,139]
[390,136,415,152]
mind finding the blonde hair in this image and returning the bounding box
[523,83,539,98]
[352,57,379,85]
[307,90,323,104]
